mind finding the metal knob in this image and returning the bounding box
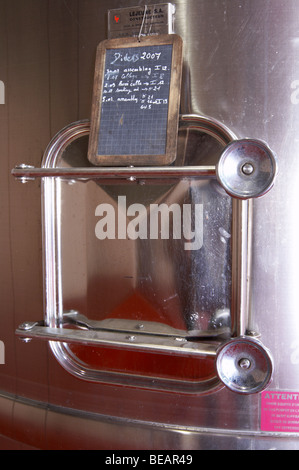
[216,337,273,394]
[216,139,277,199]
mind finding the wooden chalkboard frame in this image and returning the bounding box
[88,34,183,166]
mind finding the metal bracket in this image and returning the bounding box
[16,312,219,358]
[16,313,273,393]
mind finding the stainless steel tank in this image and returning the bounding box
[1,0,299,450]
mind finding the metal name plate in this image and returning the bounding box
[108,3,175,39]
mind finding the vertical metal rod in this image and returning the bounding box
[231,198,252,337]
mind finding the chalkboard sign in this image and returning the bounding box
[88,34,183,166]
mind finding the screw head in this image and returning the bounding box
[242,162,254,175]
[238,357,252,370]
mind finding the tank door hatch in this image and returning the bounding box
[12,114,277,395]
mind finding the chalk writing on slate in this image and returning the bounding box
[88,34,183,166]
[98,44,172,156]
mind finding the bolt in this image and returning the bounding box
[242,162,254,175]
[19,337,32,343]
[238,358,251,370]
[19,322,33,331]
[15,164,35,183]
[126,335,136,342]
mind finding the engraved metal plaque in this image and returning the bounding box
[108,3,175,39]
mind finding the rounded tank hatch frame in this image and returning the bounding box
[12,114,276,395]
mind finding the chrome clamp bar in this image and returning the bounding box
[12,164,216,182]
[16,315,219,358]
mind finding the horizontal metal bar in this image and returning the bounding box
[12,165,216,181]
[16,323,219,357]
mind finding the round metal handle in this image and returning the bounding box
[216,139,277,199]
[216,337,273,394]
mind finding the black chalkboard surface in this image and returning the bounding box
[88,34,183,166]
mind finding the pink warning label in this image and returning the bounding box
[261,390,299,433]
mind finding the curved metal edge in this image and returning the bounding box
[12,114,237,180]
[42,119,91,168]
[1,389,299,449]
[42,114,237,168]
[50,341,223,396]
[179,114,238,145]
